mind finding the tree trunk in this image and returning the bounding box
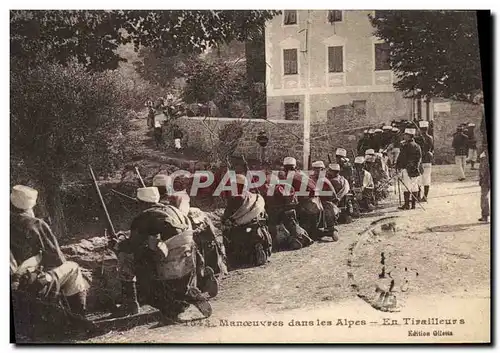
[38,177,68,240]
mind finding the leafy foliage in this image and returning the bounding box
[181,57,250,117]
[11,10,280,72]
[133,47,191,88]
[10,61,130,183]
[369,11,482,102]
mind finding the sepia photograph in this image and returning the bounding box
[8,8,491,344]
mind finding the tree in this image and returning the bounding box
[11,10,280,72]
[133,47,191,89]
[181,57,250,117]
[369,11,482,102]
[10,62,130,237]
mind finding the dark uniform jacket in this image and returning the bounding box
[339,158,354,185]
[466,129,477,150]
[396,139,422,177]
[416,133,434,164]
[479,151,490,188]
[357,136,370,155]
[10,211,66,271]
[452,132,469,156]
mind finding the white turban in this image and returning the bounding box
[312,161,325,168]
[11,185,38,210]
[354,156,365,164]
[329,163,341,171]
[152,174,172,187]
[137,187,160,203]
[283,157,297,166]
[335,148,347,157]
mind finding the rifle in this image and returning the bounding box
[111,189,137,202]
[89,165,116,237]
[135,166,146,187]
[242,154,249,174]
[327,153,332,164]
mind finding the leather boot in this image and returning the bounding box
[422,186,430,202]
[65,290,87,316]
[411,193,417,209]
[399,192,410,210]
[113,281,139,317]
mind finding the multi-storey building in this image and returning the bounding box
[265,10,432,123]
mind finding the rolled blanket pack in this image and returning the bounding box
[229,193,266,226]
[156,230,196,280]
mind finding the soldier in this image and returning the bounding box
[173,125,184,152]
[364,149,376,174]
[381,125,394,150]
[478,149,490,222]
[327,163,353,223]
[283,157,337,241]
[372,128,384,152]
[388,127,402,169]
[114,187,213,322]
[466,123,478,170]
[335,148,354,186]
[396,128,422,210]
[145,100,155,128]
[452,126,469,181]
[352,157,375,212]
[357,130,370,155]
[10,185,89,316]
[311,160,326,180]
[416,120,434,202]
[221,174,272,268]
[152,173,227,279]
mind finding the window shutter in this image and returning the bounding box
[328,10,342,23]
[375,42,391,71]
[284,49,298,75]
[284,10,297,25]
[328,46,343,73]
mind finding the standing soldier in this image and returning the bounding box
[452,126,469,181]
[381,125,393,150]
[416,120,434,202]
[372,129,383,152]
[256,131,269,164]
[396,128,422,210]
[145,100,155,128]
[357,130,370,155]
[466,123,478,170]
[173,125,184,152]
[478,148,490,222]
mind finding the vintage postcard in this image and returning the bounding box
[9,9,491,344]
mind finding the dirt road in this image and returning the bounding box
[85,165,490,343]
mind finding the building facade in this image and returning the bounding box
[265,10,432,123]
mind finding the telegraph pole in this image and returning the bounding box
[302,10,312,168]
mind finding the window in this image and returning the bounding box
[374,42,391,71]
[374,10,392,19]
[284,102,300,120]
[283,49,298,75]
[283,10,297,25]
[353,100,367,116]
[328,46,343,73]
[328,10,342,23]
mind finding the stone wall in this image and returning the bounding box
[433,99,485,164]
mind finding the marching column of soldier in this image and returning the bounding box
[9,115,486,338]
